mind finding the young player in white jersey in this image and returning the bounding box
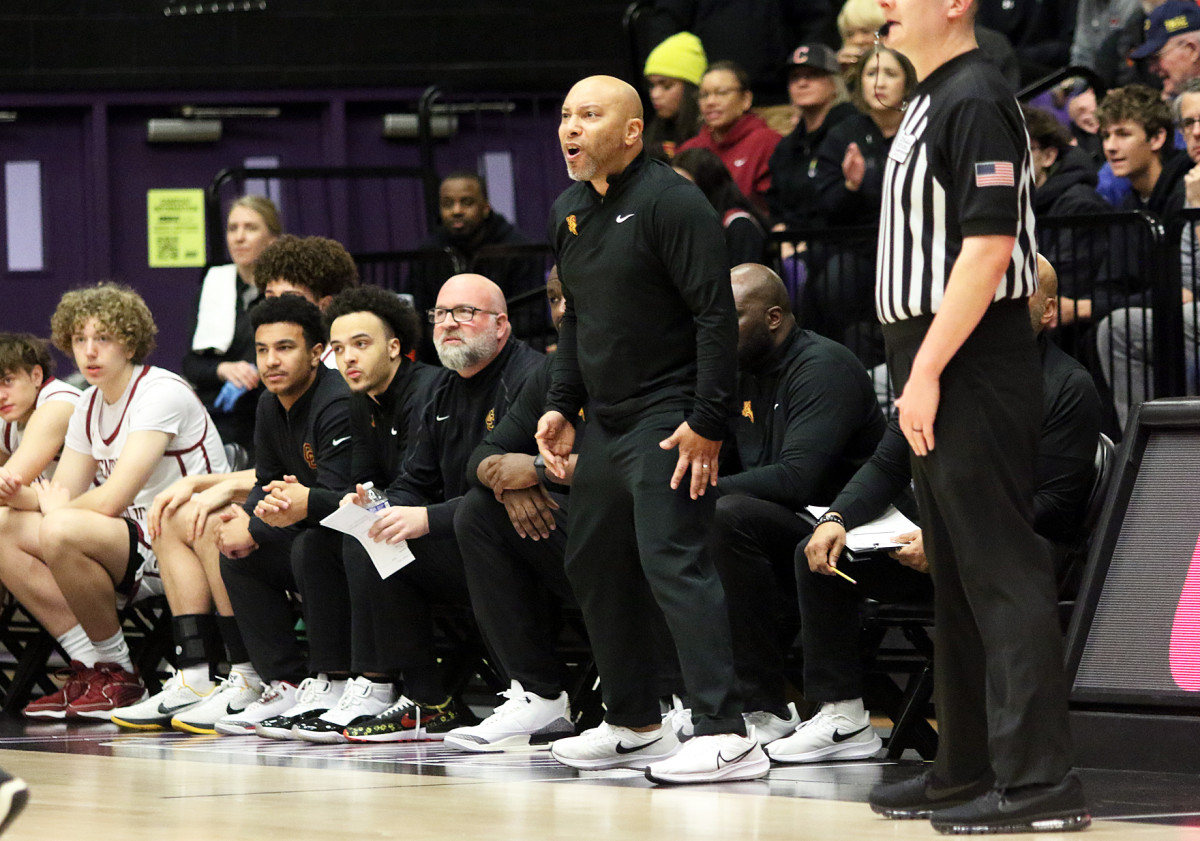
[0,333,82,503]
[0,284,228,721]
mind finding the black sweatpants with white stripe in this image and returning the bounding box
[882,300,1074,789]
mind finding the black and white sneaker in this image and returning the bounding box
[293,677,396,744]
[255,675,345,741]
[0,769,28,836]
[343,695,479,743]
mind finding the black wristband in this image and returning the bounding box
[815,512,845,529]
[533,453,549,488]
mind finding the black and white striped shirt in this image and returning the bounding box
[876,50,1038,325]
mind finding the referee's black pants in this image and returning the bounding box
[566,412,745,736]
[453,486,574,699]
[883,301,1074,789]
[341,502,471,677]
[794,536,933,701]
[709,494,808,712]
[220,526,350,683]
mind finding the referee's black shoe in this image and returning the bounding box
[930,771,1090,834]
[870,769,995,819]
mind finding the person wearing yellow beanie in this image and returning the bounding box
[643,32,707,160]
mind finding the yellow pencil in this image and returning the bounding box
[831,566,857,585]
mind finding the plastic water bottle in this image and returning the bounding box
[360,481,390,514]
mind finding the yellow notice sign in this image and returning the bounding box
[147,189,206,268]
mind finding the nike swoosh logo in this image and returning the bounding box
[157,701,198,715]
[332,436,351,446]
[436,414,450,421]
[390,427,399,435]
[716,743,756,767]
[616,213,635,223]
[733,159,747,167]
[225,703,245,716]
[832,725,870,743]
[614,736,661,754]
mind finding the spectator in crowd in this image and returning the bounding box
[1097,77,1200,428]
[673,147,768,264]
[678,61,782,215]
[210,295,354,738]
[642,0,836,102]
[1067,86,1106,169]
[337,273,543,743]
[1130,0,1200,99]
[1072,0,1142,73]
[709,263,884,747]
[1061,84,1189,328]
[0,333,81,502]
[409,173,540,307]
[642,32,707,161]
[3,284,228,721]
[835,0,886,76]
[815,45,916,228]
[780,254,1101,764]
[1093,0,1166,89]
[767,44,856,231]
[1023,105,1112,309]
[802,44,916,361]
[183,195,281,458]
[977,0,1075,85]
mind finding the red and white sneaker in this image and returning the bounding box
[66,662,147,720]
[23,661,91,720]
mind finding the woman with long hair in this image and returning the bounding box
[673,147,767,265]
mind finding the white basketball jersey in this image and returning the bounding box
[64,365,229,525]
[0,378,83,481]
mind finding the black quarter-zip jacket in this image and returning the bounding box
[720,327,885,509]
[244,363,353,545]
[388,339,543,537]
[545,153,737,440]
[305,358,442,523]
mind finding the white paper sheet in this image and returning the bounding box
[320,504,415,578]
[805,505,918,553]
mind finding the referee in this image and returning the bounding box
[858,0,1089,832]
[536,75,767,785]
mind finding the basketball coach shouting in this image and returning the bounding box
[535,75,768,785]
[849,0,1090,832]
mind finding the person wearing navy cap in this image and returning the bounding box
[1131,0,1200,98]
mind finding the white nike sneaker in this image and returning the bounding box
[661,695,694,742]
[444,680,574,752]
[110,670,212,730]
[550,721,680,770]
[214,680,297,736]
[743,702,801,745]
[644,731,770,784]
[173,669,263,735]
[764,700,882,764]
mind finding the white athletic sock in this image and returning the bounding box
[56,625,99,668]
[829,698,868,721]
[93,631,132,672]
[180,664,213,691]
[229,662,261,689]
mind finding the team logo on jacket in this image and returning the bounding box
[485,408,495,431]
[742,401,755,423]
[303,443,317,469]
[566,214,578,236]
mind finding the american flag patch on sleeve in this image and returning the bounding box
[975,161,1015,187]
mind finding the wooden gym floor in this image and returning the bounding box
[0,716,1196,840]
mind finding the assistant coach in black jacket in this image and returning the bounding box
[710,263,884,743]
[536,75,768,784]
[217,295,353,722]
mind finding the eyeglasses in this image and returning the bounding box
[1156,39,1192,61]
[427,305,500,324]
[698,87,742,100]
[1179,117,1200,132]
